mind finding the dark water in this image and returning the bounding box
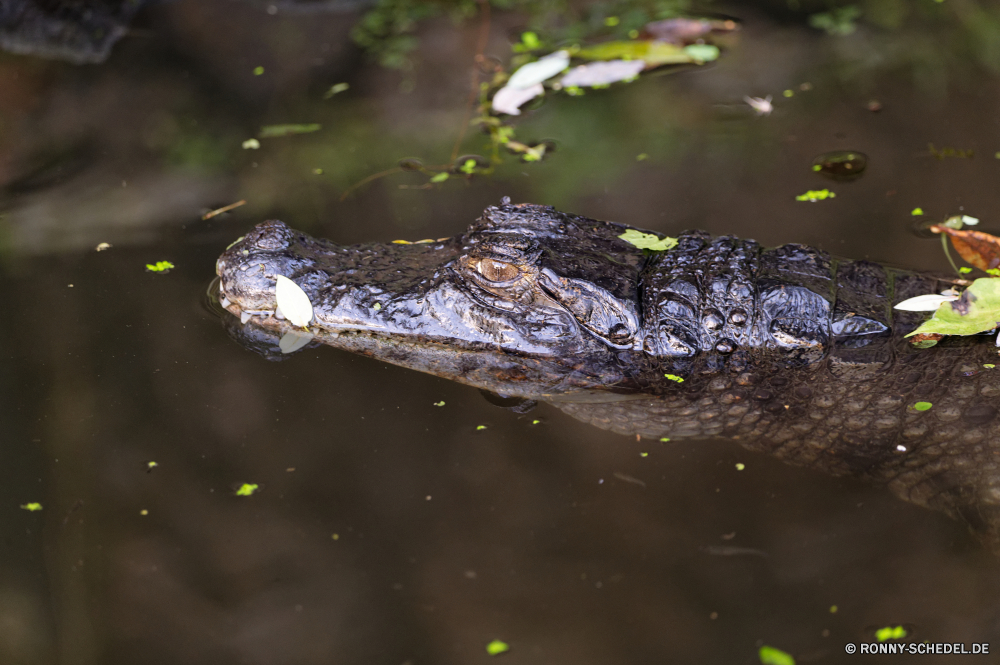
[3,1,1000,663]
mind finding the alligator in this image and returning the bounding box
[215,201,1000,551]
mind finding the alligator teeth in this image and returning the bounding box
[221,297,231,308]
[240,311,252,325]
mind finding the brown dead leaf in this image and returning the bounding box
[929,225,1000,271]
[909,332,944,348]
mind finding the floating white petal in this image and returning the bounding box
[279,331,314,354]
[491,83,544,115]
[506,50,570,89]
[559,59,645,88]
[275,275,314,327]
[893,293,959,311]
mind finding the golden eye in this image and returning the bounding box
[477,258,520,282]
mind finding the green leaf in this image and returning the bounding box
[907,278,1000,338]
[20,502,42,511]
[619,229,678,251]
[913,402,933,411]
[735,463,745,470]
[242,138,261,150]
[433,401,445,407]
[984,364,996,369]
[911,207,924,215]
[253,66,264,76]
[146,260,175,273]
[486,639,509,655]
[682,44,720,63]
[875,625,908,641]
[663,373,684,382]
[759,645,796,665]
[235,483,259,496]
[259,124,322,138]
[476,425,487,430]
[659,437,670,442]
[460,159,477,174]
[577,41,692,67]
[960,266,973,274]
[430,172,449,183]
[323,82,349,98]
[795,189,835,202]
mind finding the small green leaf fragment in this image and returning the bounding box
[242,138,261,149]
[911,207,924,215]
[795,189,835,202]
[20,502,42,512]
[682,44,720,63]
[636,153,648,161]
[520,31,540,50]
[373,302,382,311]
[253,66,264,75]
[628,29,639,38]
[259,124,322,138]
[619,229,678,251]
[235,483,259,496]
[759,645,796,665]
[663,373,684,383]
[146,261,175,273]
[913,401,933,411]
[476,425,487,431]
[147,461,158,470]
[783,89,794,98]
[735,463,745,470]
[811,164,821,171]
[659,437,670,442]
[323,82,349,98]
[430,172,449,183]
[984,364,996,369]
[875,625,908,641]
[604,16,619,26]
[460,158,477,174]
[640,452,648,457]
[486,639,509,655]
[433,401,445,407]
[532,419,541,425]
[960,266,973,274]
[829,605,838,613]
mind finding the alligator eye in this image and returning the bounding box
[477,258,520,282]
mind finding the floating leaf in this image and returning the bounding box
[486,639,509,656]
[253,66,264,75]
[907,278,1000,338]
[323,82,349,98]
[275,275,314,327]
[619,229,678,251]
[146,260,174,273]
[875,626,908,641]
[279,331,314,354]
[664,373,684,382]
[911,208,924,215]
[433,401,445,407]
[682,43,720,63]
[759,645,795,665]
[795,189,835,202]
[659,437,670,442]
[20,502,42,511]
[559,60,645,87]
[735,463,745,470]
[147,461,158,471]
[430,172,450,183]
[507,50,570,88]
[235,483,259,496]
[476,425,487,431]
[259,124,321,138]
[984,364,996,369]
[929,225,1000,272]
[744,95,773,116]
[893,293,959,311]
[913,402,933,411]
[577,40,692,67]
[491,83,544,115]
[95,242,112,251]
[811,150,867,180]
[909,332,943,348]
[242,138,260,150]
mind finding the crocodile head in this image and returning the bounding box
[216,202,654,398]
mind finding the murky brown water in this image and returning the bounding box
[2,1,1000,663]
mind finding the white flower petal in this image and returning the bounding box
[275,275,314,327]
[507,50,570,89]
[893,293,959,311]
[491,83,544,115]
[559,60,645,87]
[962,215,980,226]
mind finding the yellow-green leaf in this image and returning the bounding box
[486,640,509,656]
[235,483,259,496]
[759,645,795,665]
[20,502,42,511]
[577,41,692,67]
[619,229,678,251]
[875,625,907,641]
[913,401,933,411]
[907,278,1000,338]
[664,373,684,382]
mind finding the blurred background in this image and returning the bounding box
[2,0,1000,663]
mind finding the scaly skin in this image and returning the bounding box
[216,202,1000,550]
